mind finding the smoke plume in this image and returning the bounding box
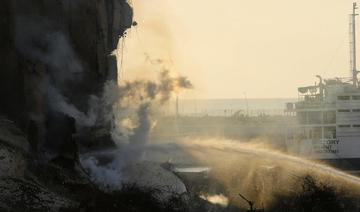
[13,11,194,197]
[99,69,194,147]
[14,16,82,87]
[81,69,193,190]
[14,16,86,127]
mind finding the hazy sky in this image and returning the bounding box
[121,0,358,99]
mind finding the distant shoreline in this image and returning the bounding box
[164,98,298,116]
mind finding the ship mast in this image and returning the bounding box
[350,2,359,87]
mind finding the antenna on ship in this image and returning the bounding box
[350,2,359,87]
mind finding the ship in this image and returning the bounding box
[285,3,360,170]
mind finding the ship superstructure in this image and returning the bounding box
[285,3,360,167]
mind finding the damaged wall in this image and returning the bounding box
[0,0,132,129]
[0,0,133,158]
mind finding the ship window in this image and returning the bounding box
[353,109,360,112]
[308,111,322,124]
[338,125,351,128]
[338,109,351,112]
[295,129,307,139]
[338,96,350,100]
[353,125,360,127]
[324,126,336,139]
[309,127,321,139]
[287,133,293,139]
[323,111,336,124]
[297,112,307,124]
[353,96,360,100]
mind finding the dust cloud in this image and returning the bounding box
[181,137,360,209]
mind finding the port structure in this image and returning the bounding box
[350,2,359,87]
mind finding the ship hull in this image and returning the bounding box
[286,137,360,158]
[286,137,360,169]
[320,158,360,170]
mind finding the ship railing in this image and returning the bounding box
[295,101,335,109]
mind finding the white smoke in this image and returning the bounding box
[80,153,187,199]
[14,16,83,87]
[47,85,97,127]
[14,16,88,126]
[80,156,123,189]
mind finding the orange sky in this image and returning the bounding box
[120,0,358,99]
